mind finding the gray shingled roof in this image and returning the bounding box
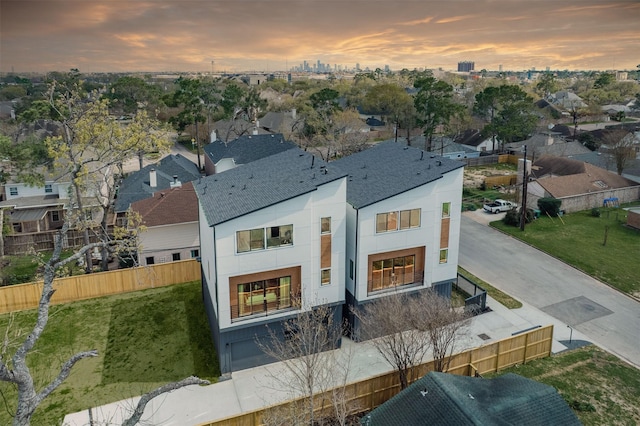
[195,148,347,226]
[114,154,200,213]
[331,141,465,209]
[204,133,297,165]
[361,372,581,426]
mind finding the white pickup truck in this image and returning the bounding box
[483,199,516,214]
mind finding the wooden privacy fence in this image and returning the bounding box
[484,174,519,187]
[199,325,554,426]
[0,259,201,314]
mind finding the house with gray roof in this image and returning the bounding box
[195,147,348,373]
[202,133,297,175]
[114,153,200,216]
[361,372,581,426]
[331,142,465,338]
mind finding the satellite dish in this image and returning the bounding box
[547,124,554,130]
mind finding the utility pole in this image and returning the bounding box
[520,145,528,231]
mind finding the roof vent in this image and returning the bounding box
[436,160,442,166]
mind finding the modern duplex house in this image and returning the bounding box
[195,147,348,373]
[331,142,465,338]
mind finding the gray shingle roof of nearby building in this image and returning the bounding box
[361,372,581,426]
[203,133,297,166]
[114,154,200,213]
[331,141,464,209]
[195,148,347,226]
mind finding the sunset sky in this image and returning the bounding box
[1,0,639,74]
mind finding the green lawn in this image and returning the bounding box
[0,281,219,426]
[458,266,522,309]
[487,345,640,425]
[0,250,85,286]
[492,207,640,297]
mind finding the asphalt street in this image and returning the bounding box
[459,211,640,368]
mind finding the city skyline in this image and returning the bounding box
[1,1,639,74]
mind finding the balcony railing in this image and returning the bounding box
[230,291,301,322]
[367,270,424,294]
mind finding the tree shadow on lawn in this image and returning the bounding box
[101,284,219,384]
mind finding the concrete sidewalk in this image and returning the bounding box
[63,295,588,426]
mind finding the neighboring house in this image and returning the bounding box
[361,372,581,426]
[258,110,304,135]
[129,181,200,266]
[455,129,495,152]
[211,118,269,143]
[505,133,591,160]
[548,91,588,110]
[527,156,640,213]
[195,147,348,373]
[114,154,200,220]
[203,133,297,175]
[331,142,464,338]
[393,136,480,160]
[0,169,105,236]
[0,179,70,234]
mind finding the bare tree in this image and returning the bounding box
[411,290,471,373]
[257,302,354,426]
[602,128,636,175]
[122,376,209,426]
[353,289,470,390]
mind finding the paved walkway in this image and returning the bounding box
[63,294,585,425]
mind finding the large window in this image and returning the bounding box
[439,249,448,264]
[9,187,18,196]
[51,211,60,222]
[237,225,293,253]
[376,209,420,233]
[371,255,416,292]
[237,228,265,253]
[236,276,292,318]
[266,224,293,248]
[44,184,53,193]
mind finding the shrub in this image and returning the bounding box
[538,197,562,217]
[502,207,534,227]
[591,208,601,217]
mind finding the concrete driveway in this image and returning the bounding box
[459,213,640,368]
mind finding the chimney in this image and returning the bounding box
[170,174,182,188]
[547,135,553,145]
[210,130,217,143]
[291,108,296,119]
[149,168,157,188]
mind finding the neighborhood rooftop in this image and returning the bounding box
[195,148,347,226]
[204,133,297,165]
[363,372,581,426]
[114,153,201,213]
[331,141,465,209]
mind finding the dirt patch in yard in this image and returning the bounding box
[464,166,517,188]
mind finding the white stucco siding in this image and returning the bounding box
[432,168,463,284]
[344,205,358,295]
[198,203,217,314]
[353,169,463,302]
[213,177,347,330]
